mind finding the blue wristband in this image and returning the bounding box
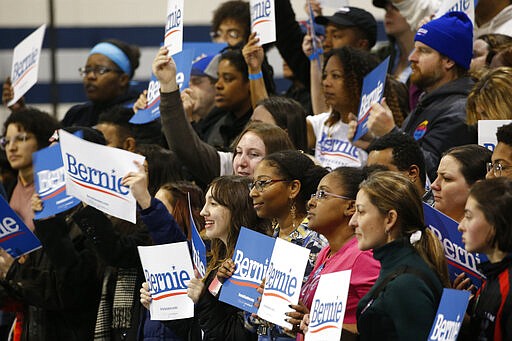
[308,52,318,61]
[248,71,263,80]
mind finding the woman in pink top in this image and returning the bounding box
[291,167,380,340]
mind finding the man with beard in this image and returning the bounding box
[365,11,476,183]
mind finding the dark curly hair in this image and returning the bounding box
[497,122,512,146]
[212,1,251,43]
[323,47,379,125]
[3,107,61,150]
[263,150,328,214]
[367,131,426,187]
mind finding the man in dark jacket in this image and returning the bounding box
[367,11,476,182]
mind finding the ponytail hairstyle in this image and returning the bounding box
[360,171,450,287]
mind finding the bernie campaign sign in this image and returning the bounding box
[33,143,81,219]
[59,129,144,223]
[138,242,195,320]
[130,73,162,124]
[0,196,41,258]
[258,237,311,329]
[424,203,486,287]
[428,289,471,341]
[189,193,207,278]
[305,270,351,341]
[219,227,274,313]
[352,56,390,142]
[250,0,276,45]
[9,24,46,106]
[164,0,184,56]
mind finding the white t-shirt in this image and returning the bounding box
[307,112,367,169]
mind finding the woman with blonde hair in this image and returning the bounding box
[349,171,449,340]
[467,67,512,125]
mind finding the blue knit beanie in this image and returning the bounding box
[414,11,473,70]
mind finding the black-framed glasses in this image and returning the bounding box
[0,132,32,150]
[248,179,289,192]
[310,189,352,201]
[78,66,122,77]
[487,161,510,177]
[209,29,241,40]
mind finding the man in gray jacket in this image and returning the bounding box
[366,11,476,182]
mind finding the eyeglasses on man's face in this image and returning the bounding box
[310,189,352,201]
[248,179,289,192]
[0,132,33,150]
[78,66,122,77]
[487,161,510,177]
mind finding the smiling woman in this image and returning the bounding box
[178,175,269,340]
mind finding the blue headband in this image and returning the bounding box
[89,42,132,76]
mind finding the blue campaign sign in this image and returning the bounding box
[219,227,275,314]
[33,143,81,219]
[174,49,194,91]
[188,193,207,278]
[352,56,390,142]
[428,288,470,341]
[424,203,486,287]
[183,42,227,59]
[130,73,161,124]
[0,196,41,258]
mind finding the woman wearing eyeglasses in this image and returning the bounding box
[61,39,141,128]
[1,108,60,229]
[295,167,380,340]
[245,150,328,340]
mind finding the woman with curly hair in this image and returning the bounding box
[306,47,405,170]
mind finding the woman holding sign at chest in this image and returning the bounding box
[141,175,269,340]
[349,171,449,340]
[243,150,328,340]
[187,176,269,340]
[306,47,378,170]
[457,178,512,340]
[295,167,380,340]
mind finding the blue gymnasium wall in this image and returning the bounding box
[0,0,385,119]
[0,23,387,105]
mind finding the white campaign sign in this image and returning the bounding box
[58,129,144,223]
[435,0,475,24]
[478,120,512,151]
[164,0,184,56]
[257,238,310,329]
[250,0,276,45]
[138,242,195,320]
[305,270,351,341]
[9,24,46,106]
[319,0,349,8]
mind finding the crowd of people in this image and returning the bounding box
[0,0,511,340]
